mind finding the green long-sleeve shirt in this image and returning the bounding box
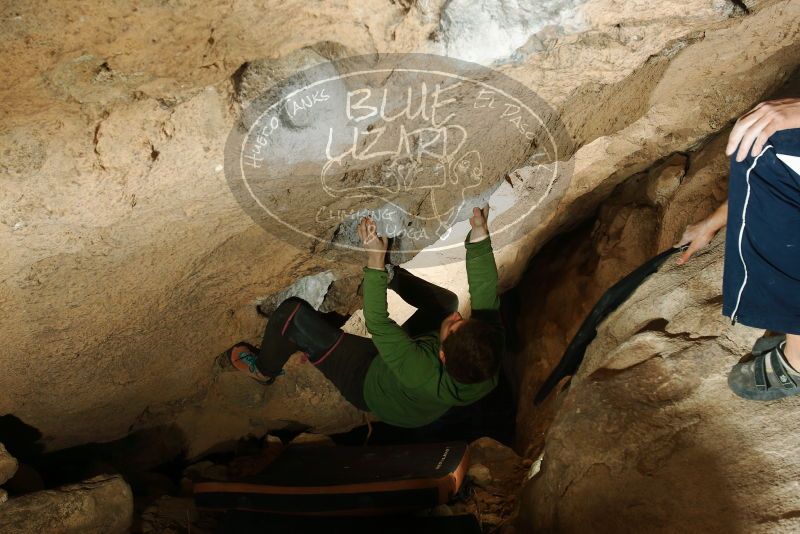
[361,233,502,428]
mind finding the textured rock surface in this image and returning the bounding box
[514,235,800,532]
[513,133,729,455]
[2,0,799,454]
[509,68,800,531]
[497,0,800,289]
[0,474,133,534]
[436,0,588,64]
[513,68,800,457]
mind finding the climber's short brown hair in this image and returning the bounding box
[441,318,503,384]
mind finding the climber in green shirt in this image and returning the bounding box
[358,207,504,427]
[227,206,504,428]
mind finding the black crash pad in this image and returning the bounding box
[194,441,469,515]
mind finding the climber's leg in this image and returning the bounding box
[312,334,377,411]
[255,297,341,377]
[251,297,377,410]
[227,342,276,385]
[389,267,459,337]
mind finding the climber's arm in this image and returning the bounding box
[358,218,435,386]
[465,206,501,313]
[362,267,437,386]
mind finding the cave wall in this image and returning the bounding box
[510,62,800,534]
[512,134,730,456]
[514,232,800,532]
[2,0,799,455]
[515,233,800,532]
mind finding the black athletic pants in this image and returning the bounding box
[255,268,458,411]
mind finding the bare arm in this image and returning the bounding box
[675,201,728,265]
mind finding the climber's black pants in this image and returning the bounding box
[255,267,459,411]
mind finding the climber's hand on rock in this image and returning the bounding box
[469,206,490,243]
[358,217,388,270]
[727,98,800,162]
[675,222,716,265]
[675,201,728,265]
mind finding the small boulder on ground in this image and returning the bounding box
[0,474,133,534]
[452,438,528,530]
[288,432,335,447]
[0,443,18,485]
[467,463,492,488]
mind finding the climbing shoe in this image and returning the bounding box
[227,343,282,385]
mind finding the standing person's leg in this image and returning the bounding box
[786,335,800,370]
[776,128,800,371]
[725,128,800,399]
[389,267,459,337]
[232,297,376,411]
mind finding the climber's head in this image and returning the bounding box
[439,312,502,384]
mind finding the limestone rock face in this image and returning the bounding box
[516,235,800,532]
[1,0,799,454]
[513,66,800,458]
[513,132,728,455]
[0,475,133,534]
[510,68,800,529]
